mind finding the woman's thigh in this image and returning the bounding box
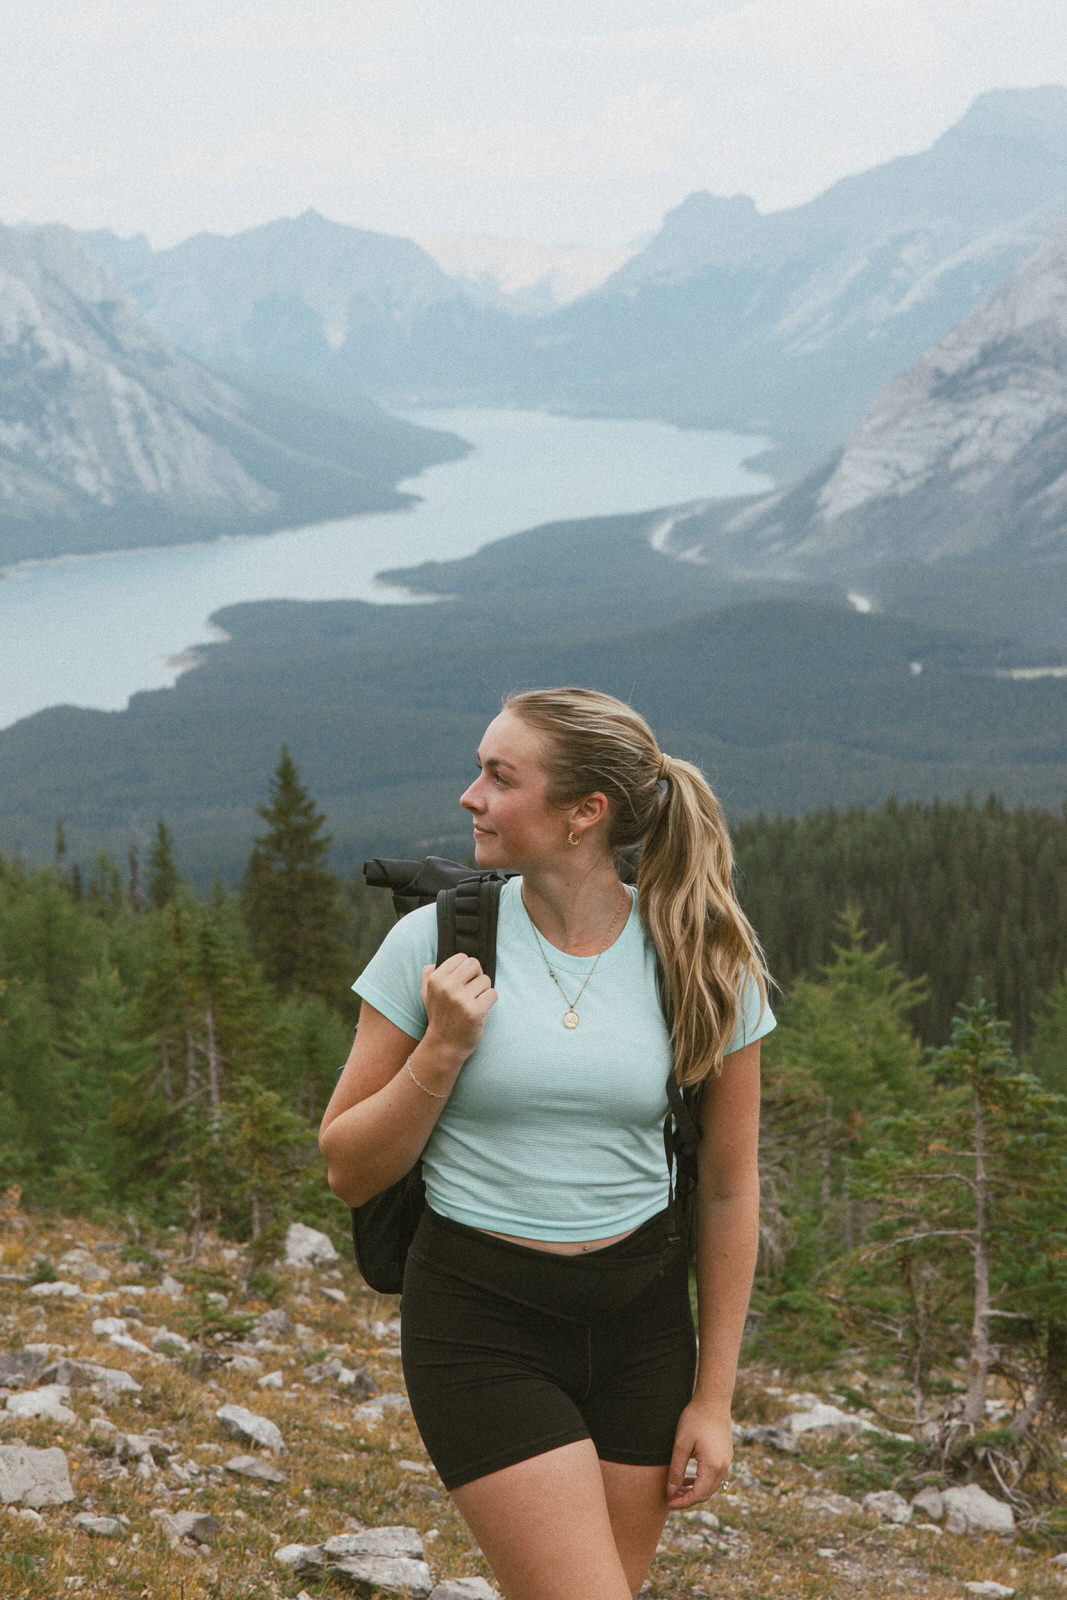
[452,1440,640,1600]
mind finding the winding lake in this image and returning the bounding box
[0,409,771,730]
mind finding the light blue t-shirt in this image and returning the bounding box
[353,875,774,1241]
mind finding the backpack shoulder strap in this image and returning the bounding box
[436,875,504,986]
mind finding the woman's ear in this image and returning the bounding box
[568,790,610,837]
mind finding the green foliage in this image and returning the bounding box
[1027,971,1067,1094]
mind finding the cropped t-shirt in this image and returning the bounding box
[353,875,775,1241]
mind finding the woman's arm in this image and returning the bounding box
[666,1038,761,1507]
[319,953,496,1206]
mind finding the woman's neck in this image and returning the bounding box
[519,863,630,956]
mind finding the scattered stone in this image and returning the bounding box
[305,1357,378,1395]
[0,1350,49,1388]
[1052,1554,1067,1569]
[228,1353,264,1375]
[225,1454,287,1484]
[911,1486,944,1521]
[942,1484,1014,1536]
[682,1510,721,1532]
[6,1384,78,1425]
[28,1281,81,1299]
[352,1392,411,1425]
[285,1223,339,1268]
[255,1308,293,1338]
[784,1402,874,1438]
[91,1317,126,1337]
[863,1489,911,1524]
[324,1527,432,1596]
[399,1459,431,1475]
[0,1445,75,1507]
[964,1584,1015,1598]
[258,1370,284,1389]
[428,1581,501,1600]
[809,1492,861,1518]
[160,1275,184,1298]
[216,1403,285,1452]
[116,1433,175,1467]
[320,1286,348,1304]
[41,1358,140,1394]
[151,1328,191,1356]
[74,1513,128,1538]
[738,1423,801,1455]
[153,1508,222,1545]
[108,1332,155,1358]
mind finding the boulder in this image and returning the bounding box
[153,1508,222,1545]
[0,1350,49,1388]
[6,1384,78,1425]
[276,1542,326,1574]
[255,1308,294,1338]
[942,1484,1015,1535]
[863,1489,912,1524]
[0,1445,74,1507]
[74,1513,128,1538]
[216,1403,284,1452]
[27,1281,81,1299]
[429,1582,501,1600]
[324,1527,433,1597]
[784,1402,873,1438]
[285,1223,339,1267]
[42,1357,140,1394]
[911,1486,944,1521]
[964,1584,1015,1598]
[225,1454,287,1484]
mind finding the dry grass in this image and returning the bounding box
[2,1200,1065,1600]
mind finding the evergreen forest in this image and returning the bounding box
[3,755,1067,1503]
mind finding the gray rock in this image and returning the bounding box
[228,1353,264,1375]
[328,1554,433,1595]
[0,1350,49,1388]
[91,1317,127,1337]
[0,1445,75,1507]
[153,1509,222,1545]
[325,1529,425,1561]
[6,1384,78,1425]
[863,1489,912,1524]
[116,1433,174,1466]
[255,1308,294,1338]
[784,1402,873,1438]
[27,1280,81,1298]
[942,1483,1015,1535]
[352,1392,411,1425]
[910,1486,945,1520]
[74,1513,128,1538]
[275,1542,326,1574]
[428,1582,501,1600]
[41,1357,140,1394]
[160,1274,184,1299]
[216,1403,284,1452]
[738,1422,801,1454]
[285,1223,339,1268]
[151,1328,191,1356]
[964,1584,1015,1598]
[225,1454,287,1484]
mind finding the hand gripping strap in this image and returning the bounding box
[435,876,503,985]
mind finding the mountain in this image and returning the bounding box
[0,223,465,565]
[517,87,1067,459]
[654,211,1067,618]
[415,232,636,312]
[80,210,527,401]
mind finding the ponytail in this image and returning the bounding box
[504,687,769,1086]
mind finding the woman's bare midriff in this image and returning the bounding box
[477,1226,639,1256]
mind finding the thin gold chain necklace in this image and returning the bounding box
[523,890,629,1029]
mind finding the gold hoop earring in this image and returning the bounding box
[567,830,581,847]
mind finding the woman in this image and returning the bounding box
[320,687,774,1600]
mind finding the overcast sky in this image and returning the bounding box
[5,0,1067,250]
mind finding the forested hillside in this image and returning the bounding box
[4,765,1067,1513]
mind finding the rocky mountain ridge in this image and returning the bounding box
[0,223,464,566]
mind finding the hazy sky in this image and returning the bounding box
[6,0,1067,250]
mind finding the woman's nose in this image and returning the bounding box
[460,780,480,811]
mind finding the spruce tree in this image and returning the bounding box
[242,747,348,1004]
[147,820,180,911]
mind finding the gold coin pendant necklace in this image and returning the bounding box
[524,891,628,1029]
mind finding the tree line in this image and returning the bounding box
[2,756,1066,1500]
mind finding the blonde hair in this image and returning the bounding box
[504,686,769,1087]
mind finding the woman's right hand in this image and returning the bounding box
[420,954,497,1060]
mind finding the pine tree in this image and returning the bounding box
[147,820,180,911]
[242,747,348,1004]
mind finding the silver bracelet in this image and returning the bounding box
[405,1056,449,1100]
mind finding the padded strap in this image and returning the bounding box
[435,877,503,987]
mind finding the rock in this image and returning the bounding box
[352,1392,411,1425]
[738,1422,801,1454]
[228,1353,264,1375]
[255,1308,293,1338]
[682,1510,721,1532]
[0,1445,74,1507]
[91,1317,127,1337]
[429,1582,501,1600]
[323,1529,432,1597]
[160,1274,184,1298]
[225,1454,287,1484]
[151,1328,191,1355]
[216,1403,284,1452]
[911,1486,944,1520]
[285,1223,339,1268]
[27,1280,81,1298]
[784,1402,873,1438]
[74,1513,128,1538]
[108,1333,155,1358]
[258,1370,284,1389]
[6,1384,78,1425]
[809,1491,861,1517]
[863,1489,912,1524]
[41,1358,140,1394]
[153,1508,222,1545]
[116,1433,174,1467]
[276,1542,326,1574]
[964,1584,1015,1598]
[1052,1553,1067,1568]
[942,1484,1015,1535]
[0,1350,49,1388]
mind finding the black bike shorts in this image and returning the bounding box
[400,1206,697,1491]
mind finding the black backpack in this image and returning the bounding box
[348,856,701,1293]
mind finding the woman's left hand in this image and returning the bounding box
[665,1397,734,1508]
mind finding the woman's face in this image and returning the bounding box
[460,710,568,870]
